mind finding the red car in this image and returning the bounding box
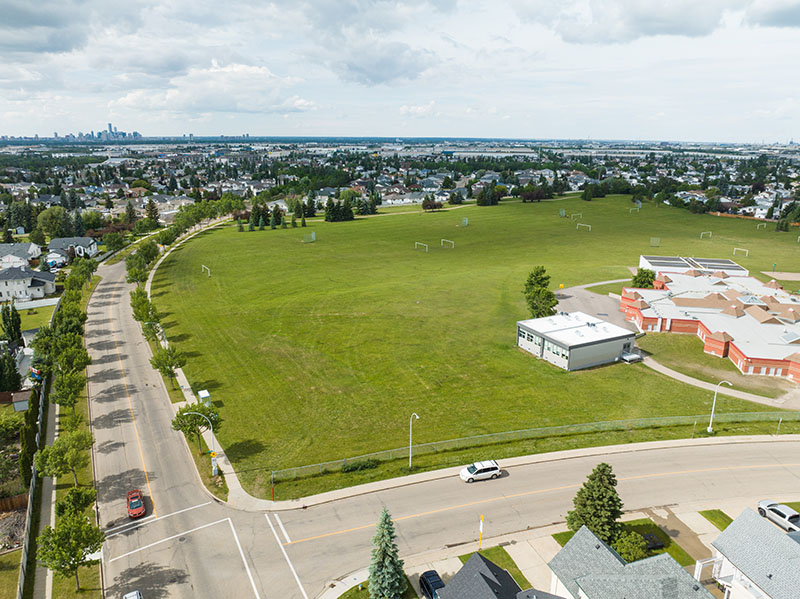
[126,489,146,518]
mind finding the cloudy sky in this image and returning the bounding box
[1,0,799,142]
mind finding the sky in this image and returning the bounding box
[1,0,799,143]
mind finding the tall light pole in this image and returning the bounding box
[186,411,217,475]
[707,380,733,433]
[409,413,419,469]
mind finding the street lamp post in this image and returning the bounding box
[707,380,733,433]
[409,413,419,469]
[185,411,217,475]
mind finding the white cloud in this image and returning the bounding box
[399,101,436,117]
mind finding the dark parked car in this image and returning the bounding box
[419,570,445,599]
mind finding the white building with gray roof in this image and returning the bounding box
[549,526,713,599]
[708,508,800,599]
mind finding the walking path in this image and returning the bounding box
[31,394,57,599]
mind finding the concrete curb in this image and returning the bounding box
[224,434,800,512]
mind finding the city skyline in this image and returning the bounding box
[1,1,800,143]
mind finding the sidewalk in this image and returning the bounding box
[31,394,57,599]
[643,357,800,410]
[320,497,765,599]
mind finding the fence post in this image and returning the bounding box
[691,421,696,439]
[776,418,782,436]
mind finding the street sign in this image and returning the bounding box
[211,456,218,476]
[210,451,217,458]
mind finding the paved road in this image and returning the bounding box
[87,261,800,599]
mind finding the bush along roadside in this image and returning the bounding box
[30,258,104,595]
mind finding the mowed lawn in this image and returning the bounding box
[151,196,799,496]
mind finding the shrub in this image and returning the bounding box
[341,458,379,473]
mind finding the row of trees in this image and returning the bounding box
[324,197,355,222]
[28,259,103,592]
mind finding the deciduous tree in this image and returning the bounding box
[37,513,105,591]
[149,346,186,387]
[631,268,655,289]
[171,403,223,453]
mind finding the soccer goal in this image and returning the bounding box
[559,209,566,218]
[302,232,316,243]
[571,213,583,221]
[733,247,749,256]
[441,239,455,249]
[461,217,469,227]
[756,222,766,229]
[414,242,428,252]
[201,264,211,277]
[700,231,712,239]
[650,237,661,247]
[629,207,640,213]
[576,223,592,231]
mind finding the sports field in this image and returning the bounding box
[151,195,799,496]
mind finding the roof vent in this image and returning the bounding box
[693,585,699,591]
[768,574,773,580]
[595,544,600,550]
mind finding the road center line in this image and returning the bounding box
[227,519,262,599]
[105,501,212,538]
[108,517,229,562]
[105,280,158,517]
[266,514,308,599]
[274,513,291,543]
[284,461,800,546]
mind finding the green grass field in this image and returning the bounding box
[339,576,416,599]
[699,509,733,531]
[637,333,793,398]
[0,550,21,599]
[151,196,800,497]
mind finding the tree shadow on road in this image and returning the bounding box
[87,339,118,351]
[91,353,126,366]
[106,561,189,599]
[93,383,135,403]
[92,368,125,383]
[96,439,124,454]
[93,408,132,430]
[98,469,157,506]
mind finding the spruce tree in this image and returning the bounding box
[301,212,306,227]
[270,214,277,229]
[237,218,244,232]
[369,508,406,599]
[1,350,21,391]
[259,216,265,231]
[291,211,297,228]
[566,462,623,544]
[281,214,287,229]
[248,214,255,231]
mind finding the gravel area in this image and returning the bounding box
[0,509,25,551]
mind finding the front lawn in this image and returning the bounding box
[339,575,416,599]
[19,305,56,332]
[459,546,530,589]
[552,518,694,567]
[699,509,733,531]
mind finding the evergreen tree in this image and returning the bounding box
[566,462,623,544]
[72,211,85,236]
[1,349,21,391]
[258,216,265,231]
[2,304,22,343]
[631,268,656,289]
[305,198,316,217]
[281,214,287,229]
[291,211,297,227]
[124,200,137,224]
[145,198,159,221]
[2,223,12,243]
[248,214,255,231]
[524,266,551,295]
[368,508,407,599]
[237,218,244,232]
[301,212,307,227]
[324,198,334,222]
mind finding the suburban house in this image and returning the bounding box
[702,508,800,599]
[439,553,563,599]
[0,242,41,269]
[620,255,800,380]
[516,312,636,371]
[0,267,57,301]
[48,236,98,258]
[549,526,713,599]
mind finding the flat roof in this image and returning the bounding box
[518,312,634,349]
[640,255,748,276]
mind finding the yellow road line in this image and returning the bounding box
[103,272,158,517]
[284,461,800,546]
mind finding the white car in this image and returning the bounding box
[459,460,501,483]
[123,592,143,599]
[757,500,800,531]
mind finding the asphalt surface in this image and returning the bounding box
[88,260,800,599]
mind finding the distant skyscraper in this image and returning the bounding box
[108,122,112,134]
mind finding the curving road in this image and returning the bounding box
[87,259,800,599]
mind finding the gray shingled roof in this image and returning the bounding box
[712,508,800,599]
[0,243,34,260]
[549,526,713,599]
[439,553,521,599]
[0,267,55,283]
[48,237,95,251]
[516,588,565,599]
